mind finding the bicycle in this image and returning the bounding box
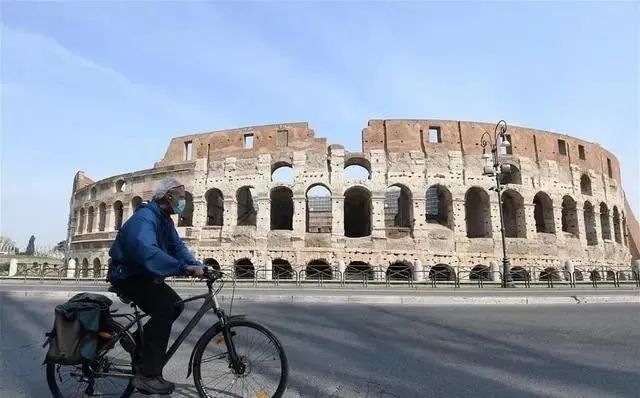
[45,267,289,397]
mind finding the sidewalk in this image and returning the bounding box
[1,280,637,305]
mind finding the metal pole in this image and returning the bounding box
[493,140,514,288]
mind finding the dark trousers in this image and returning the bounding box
[114,278,184,376]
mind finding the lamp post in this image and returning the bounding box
[480,120,515,288]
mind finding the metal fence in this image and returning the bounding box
[2,263,638,289]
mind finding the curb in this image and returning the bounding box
[1,290,638,305]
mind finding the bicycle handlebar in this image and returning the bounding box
[202,266,224,283]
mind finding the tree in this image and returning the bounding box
[25,235,36,255]
[55,240,66,252]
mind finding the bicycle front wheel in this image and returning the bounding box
[193,319,288,398]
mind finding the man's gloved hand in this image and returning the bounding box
[186,266,204,278]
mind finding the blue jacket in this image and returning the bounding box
[108,201,201,281]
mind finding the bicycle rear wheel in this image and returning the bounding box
[46,318,135,398]
[193,319,288,398]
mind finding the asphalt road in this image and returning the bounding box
[1,295,638,397]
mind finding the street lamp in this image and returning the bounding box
[480,120,515,288]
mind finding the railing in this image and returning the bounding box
[1,264,638,289]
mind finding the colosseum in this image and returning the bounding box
[66,119,639,283]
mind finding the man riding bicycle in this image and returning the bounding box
[107,177,204,395]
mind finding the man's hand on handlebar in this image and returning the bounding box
[186,266,205,278]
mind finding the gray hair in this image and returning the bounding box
[153,177,184,200]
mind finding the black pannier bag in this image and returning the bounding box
[43,293,113,365]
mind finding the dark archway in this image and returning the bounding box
[98,203,107,232]
[203,258,221,271]
[583,201,597,246]
[502,189,526,238]
[178,191,194,227]
[386,262,413,281]
[306,185,332,233]
[113,201,124,230]
[426,185,453,229]
[306,260,332,280]
[539,267,561,281]
[344,187,372,237]
[93,258,102,278]
[613,206,622,244]
[533,192,555,233]
[87,206,95,233]
[580,174,592,196]
[82,258,89,278]
[561,196,579,237]
[509,266,530,281]
[272,259,294,279]
[429,264,455,281]
[271,187,293,230]
[206,189,224,226]
[470,265,490,280]
[465,187,492,238]
[599,203,611,240]
[501,163,522,185]
[236,186,257,226]
[385,184,413,238]
[345,261,374,280]
[234,258,254,279]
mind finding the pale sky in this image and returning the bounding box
[1,1,638,248]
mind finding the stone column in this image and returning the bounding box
[223,199,237,230]
[292,194,306,237]
[123,204,132,224]
[564,260,574,282]
[489,261,498,281]
[592,209,603,247]
[371,193,386,239]
[264,258,272,281]
[255,197,271,239]
[66,258,76,279]
[414,260,424,282]
[105,206,115,231]
[331,195,345,239]
[553,204,565,243]
[453,199,466,236]
[412,196,426,237]
[524,203,536,239]
[192,197,206,228]
[337,260,346,282]
[576,203,586,246]
[9,259,18,276]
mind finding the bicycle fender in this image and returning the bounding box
[186,315,247,379]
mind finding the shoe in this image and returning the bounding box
[132,374,175,395]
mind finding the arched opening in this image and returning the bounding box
[203,258,221,271]
[465,187,492,238]
[87,206,95,233]
[589,270,601,281]
[116,180,126,193]
[429,264,455,281]
[74,258,79,277]
[561,196,579,237]
[345,261,374,280]
[272,259,294,279]
[178,191,194,227]
[344,157,371,182]
[271,163,294,183]
[306,260,332,280]
[306,185,332,233]
[606,270,616,281]
[384,184,413,238]
[574,269,584,281]
[271,187,293,230]
[234,259,254,279]
[78,208,86,234]
[93,258,102,278]
[509,266,530,281]
[205,189,224,226]
[502,189,526,238]
[386,262,413,281]
[599,203,611,240]
[344,187,372,237]
[501,163,522,185]
[98,202,107,232]
[533,192,555,233]
[90,187,97,200]
[81,258,89,278]
[613,206,622,243]
[236,186,257,226]
[470,265,490,280]
[539,267,561,281]
[426,185,453,229]
[580,174,592,196]
[131,196,143,212]
[113,201,124,230]
[583,201,597,246]
[622,215,628,246]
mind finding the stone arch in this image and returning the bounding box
[81,258,89,278]
[385,184,413,238]
[502,189,526,238]
[583,201,597,246]
[465,187,492,238]
[344,186,372,237]
[606,270,616,281]
[589,270,601,281]
[205,188,224,226]
[306,259,332,280]
[236,186,257,226]
[271,186,293,230]
[344,156,371,182]
[234,258,254,279]
[93,258,102,278]
[203,258,221,271]
[580,174,592,196]
[306,184,332,233]
[116,180,126,193]
[78,208,86,234]
[533,192,555,233]
[599,203,611,240]
[561,196,579,237]
[426,184,453,229]
[539,267,561,281]
[429,264,455,281]
[386,261,414,281]
[470,265,490,280]
[271,162,294,183]
[90,186,97,200]
[87,206,95,233]
[178,191,194,227]
[113,201,124,230]
[345,261,374,280]
[509,266,530,281]
[574,268,584,281]
[502,163,522,185]
[98,202,107,232]
[272,258,294,279]
[613,206,622,243]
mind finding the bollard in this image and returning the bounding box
[66,259,76,279]
[414,260,424,283]
[9,258,18,276]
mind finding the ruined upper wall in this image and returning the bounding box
[155,122,326,167]
[362,119,623,183]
